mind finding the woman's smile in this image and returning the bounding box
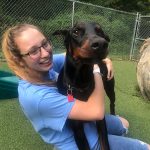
[39,58,52,68]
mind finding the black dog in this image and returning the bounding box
[53,22,115,150]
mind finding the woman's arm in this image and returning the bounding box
[102,58,114,80]
[68,64,105,121]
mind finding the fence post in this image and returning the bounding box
[71,1,75,27]
[130,12,140,60]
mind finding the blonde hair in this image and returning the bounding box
[2,24,42,79]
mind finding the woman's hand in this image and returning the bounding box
[102,58,114,80]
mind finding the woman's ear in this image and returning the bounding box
[12,55,18,61]
[13,56,20,62]
[13,56,25,67]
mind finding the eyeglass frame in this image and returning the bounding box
[20,39,52,59]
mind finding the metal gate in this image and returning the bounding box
[130,14,150,60]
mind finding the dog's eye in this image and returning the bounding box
[95,27,102,34]
[73,29,80,37]
[95,27,106,38]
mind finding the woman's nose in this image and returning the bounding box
[40,47,51,57]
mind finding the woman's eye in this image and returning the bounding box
[29,48,39,55]
[43,41,48,47]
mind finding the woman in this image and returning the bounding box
[2,23,150,150]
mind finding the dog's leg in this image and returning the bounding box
[99,63,116,115]
[96,118,110,150]
[69,120,90,150]
[104,78,116,115]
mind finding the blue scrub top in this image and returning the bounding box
[18,54,98,150]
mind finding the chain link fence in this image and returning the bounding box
[131,15,150,60]
[0,0,149,61]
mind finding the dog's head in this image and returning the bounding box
[53,21,110,64]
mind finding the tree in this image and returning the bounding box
[77,0,150,14]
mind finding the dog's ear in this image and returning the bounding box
[52,29,71,52]
[104,34,110,42]
[52,29,69,36]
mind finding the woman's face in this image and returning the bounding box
[15,28,53,72]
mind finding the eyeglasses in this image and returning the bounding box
[20,39,52,59]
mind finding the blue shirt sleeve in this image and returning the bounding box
[53,53,65,73]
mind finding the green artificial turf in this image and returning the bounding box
[0,99,53,150]
[107,60,150,143]
[0,60,150,149]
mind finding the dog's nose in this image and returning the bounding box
[91,40,108,50]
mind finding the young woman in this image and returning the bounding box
[2,23,150,150]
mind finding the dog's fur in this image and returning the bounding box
[53,22,115,150]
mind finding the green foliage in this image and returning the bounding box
[1,0,72,20]
[0,0,141,59]
[0,6,136,58]
[37,12,72,52]
[38,13,72,35]
[79,0,150,14]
